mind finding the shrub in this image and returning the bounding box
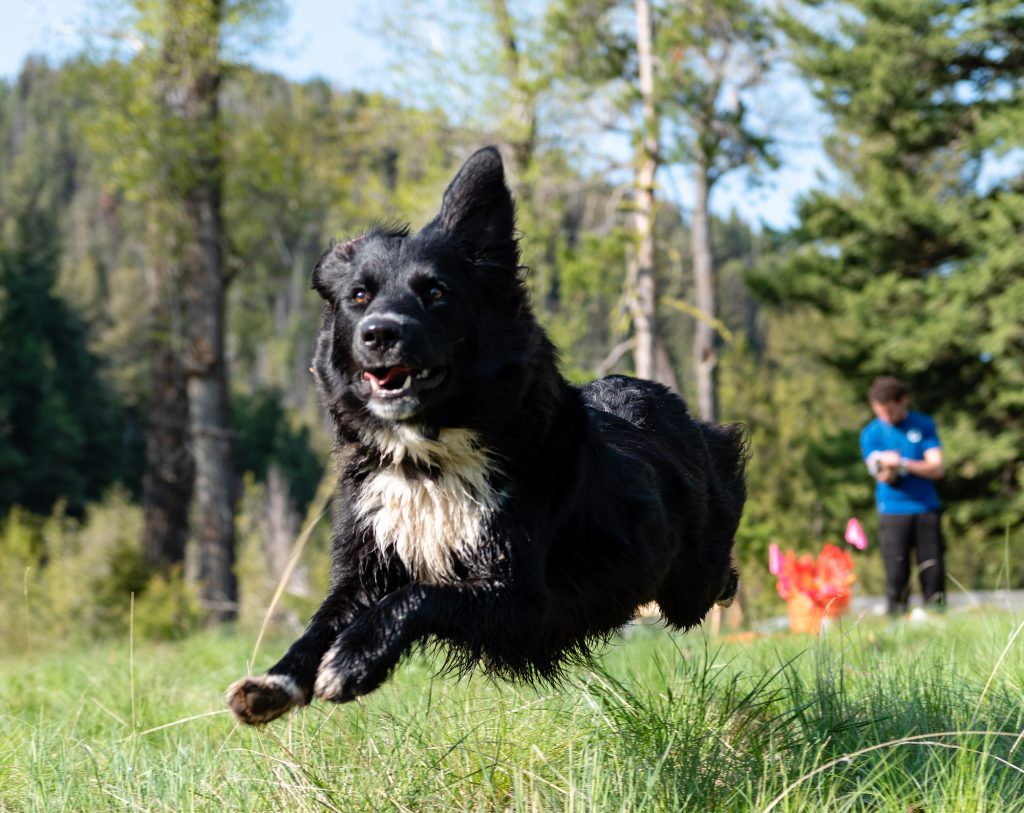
[0,489,201,648]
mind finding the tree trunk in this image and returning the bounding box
[142,261,193,571]
[654,336,680,393]
[167,0,238,622]
[182,139,237,623]
[261,464,310,598]
[629,0,660,383]
[488,0,537,178]
[691,158,718,422]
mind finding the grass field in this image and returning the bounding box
[2,611,1023,812]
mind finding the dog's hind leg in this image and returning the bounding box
[654,555,736,630]
[715,568,740,608]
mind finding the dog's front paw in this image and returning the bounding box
[226,674,306,725]
[313,643,391,703]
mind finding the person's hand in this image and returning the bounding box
[866,450,904,482]
[878,450,901,468]
[877,466,899,484]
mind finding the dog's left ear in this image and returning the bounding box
[435,146,516,263]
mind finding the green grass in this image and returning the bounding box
[2,612,1023,812]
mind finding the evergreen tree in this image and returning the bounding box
[0,209,123,515]
[757,0,1024,584]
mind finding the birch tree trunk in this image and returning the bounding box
[629,0,659,382]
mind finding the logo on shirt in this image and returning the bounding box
[907,429,922,443]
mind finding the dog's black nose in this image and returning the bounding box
[360,315,404,351]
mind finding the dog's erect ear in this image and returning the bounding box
[435,147,516,262]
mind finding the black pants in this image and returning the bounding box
[878,512,945,615]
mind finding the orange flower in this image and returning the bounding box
[772,542,856,615]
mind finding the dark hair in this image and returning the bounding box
[869,375,907,403]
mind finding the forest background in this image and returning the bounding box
[1,0,1022,646]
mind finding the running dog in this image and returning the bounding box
[227,146,747,724]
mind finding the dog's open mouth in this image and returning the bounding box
[362,366,446,398]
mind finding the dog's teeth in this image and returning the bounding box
[416,368,433,380]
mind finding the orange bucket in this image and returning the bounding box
[786,593,824,634]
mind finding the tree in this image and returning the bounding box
[546,0,777,398]
[0,209,123,516]
[89,0,267,617]
[487,0,542,177]
[0,60,132,517]
[659,0,776,421]
[545,0,677,387]
[757,0,1024,585]
[629,0,661,382]
[158,0,237,621]
[80,0,289,619]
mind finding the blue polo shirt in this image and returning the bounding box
[860,411,942,515]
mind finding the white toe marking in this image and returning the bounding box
[227,673,304,722]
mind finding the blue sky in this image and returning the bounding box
[0,0,832,229]
[0,0,388,85]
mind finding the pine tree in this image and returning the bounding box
[0,209,122,515]
[759,0,1024,583]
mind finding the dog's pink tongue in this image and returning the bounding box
[364,367,412,388]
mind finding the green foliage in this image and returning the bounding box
[0,490,202,648]
[657,0,778,181]
[132,566,204,640]
[233,471,331,629]
[544,0,633,86]
[0,60,145,517]
[0,209,130,516]
[720,316,880,616]
[232,388,324,513]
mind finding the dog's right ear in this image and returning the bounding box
[311,235,365,296]
[435,147,517,264]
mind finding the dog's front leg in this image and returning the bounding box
[314,580,536,703]
[226,579,367,725]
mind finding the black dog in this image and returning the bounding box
[227,147,747,725]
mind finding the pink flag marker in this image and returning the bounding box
[768,542,783,575]
[845,517,868,550]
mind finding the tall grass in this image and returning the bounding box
[2,611,1022,812]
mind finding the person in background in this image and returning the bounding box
[860,375,947,616]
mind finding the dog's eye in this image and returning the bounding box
[351,287,370,305]
[427,285,445,302]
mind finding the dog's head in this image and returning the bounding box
[311,147,537,430]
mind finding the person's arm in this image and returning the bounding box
[863,426,891,482]
[902,446,945,480]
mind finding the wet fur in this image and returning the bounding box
[227,147,747,723]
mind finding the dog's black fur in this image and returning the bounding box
[227,147,747,725]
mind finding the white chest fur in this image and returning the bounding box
[355,426,500,583]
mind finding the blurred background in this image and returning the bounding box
[0,0,1021,646]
